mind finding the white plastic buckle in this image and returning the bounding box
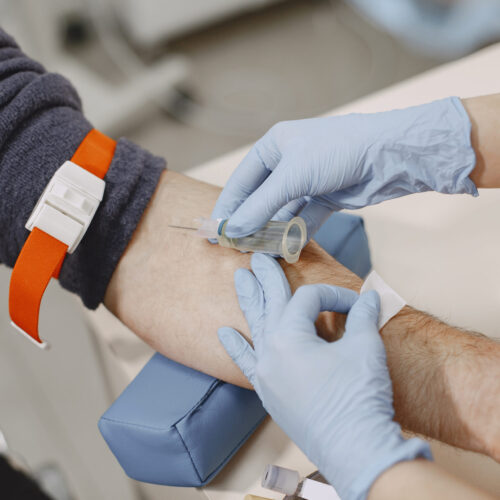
[10,321,49,350]
[26,161,105,254]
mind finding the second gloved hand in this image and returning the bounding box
[218,254,431,500]
[213,97,477,240]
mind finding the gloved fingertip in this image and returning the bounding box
[234,268,257,296]
[325,285,359,312]
[217,327,256,381]
[345,290,382,334]
[234,267,250,280]
[348,291,381,328]
[208,237,218,245]
[210,207,228,226]
[362,290,381,312]
[225,205,264,238]
[250,252,277,273]
[224,222,254,239]
[217,327,244,355]
[251,252,270,264]
[217,326,234,340]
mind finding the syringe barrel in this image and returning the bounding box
[218,217,306,264]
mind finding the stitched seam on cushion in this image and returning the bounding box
[169,382,227,481]
[174,423,203,483]
[99,380,222,432]
[174,382,268,483]
[100,416,202,483]
[100,416,175,432]
[171,379,222,427]
[201,412,268,483]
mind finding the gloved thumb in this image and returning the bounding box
[218,327,257,385]
[344,290,381,343]
[225,158,304,238]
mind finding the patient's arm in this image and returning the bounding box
[104,170,500,462]
[463,94,500,188]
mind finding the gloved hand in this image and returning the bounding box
[218,254,431,500]
[212,97,477,240]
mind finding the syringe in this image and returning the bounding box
[261,464,340,500]
[169,217,307,264]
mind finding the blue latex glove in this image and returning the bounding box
[218,254,431,500]
[212,97,477,240]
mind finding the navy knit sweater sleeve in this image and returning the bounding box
[0,29,166,309]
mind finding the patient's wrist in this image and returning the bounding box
[462,93,500,189]
[382,306,500,460]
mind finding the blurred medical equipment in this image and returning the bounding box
[84,0,290,137]
[171,216,306,263]
[0,0,187,133]
[0,429,74,500]
[0,0,282,134]
[346,0,500,58]
[118,0,283,49]
[262,464,340,499]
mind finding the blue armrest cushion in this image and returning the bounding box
[99,354,266,486]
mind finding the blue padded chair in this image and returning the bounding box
[99,212,371,486]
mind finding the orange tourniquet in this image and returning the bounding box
[9,129,116,345]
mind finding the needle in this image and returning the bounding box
[168,224,198,231]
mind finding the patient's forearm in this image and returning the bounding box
[104,171,358,385]
[463,93,500,188]
[104,170,500,461]
[381,306,500,460]
[369,459,496,500]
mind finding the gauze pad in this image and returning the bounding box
[361,271,406,328]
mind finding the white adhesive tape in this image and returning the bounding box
[360,271,406,328]
[300,478,340,500]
